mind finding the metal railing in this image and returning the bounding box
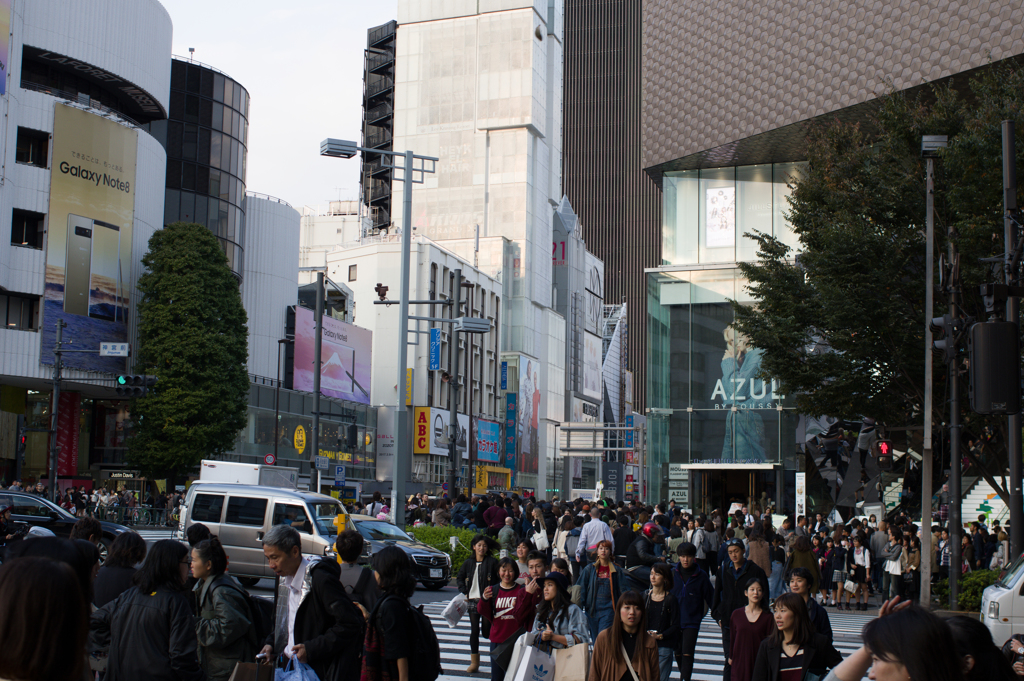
[372,208,391,229]
[368,21,397,46]
[365,76,394,98]
[368,182,391,201]
[365,131,393,148]
[367,50,395,72]
[245,191,293,208]
[21,81,141,128]
[365,102,393,124]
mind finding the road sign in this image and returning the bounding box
[501,361,508,390]
[315,456,329,471]
[430,328,441,370]
[441,482,449,491]
[264,453,276,465]
[100,342,130,357]
[333,464,346,486]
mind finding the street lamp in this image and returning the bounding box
[274,337,295,466]
[320,138,437,527]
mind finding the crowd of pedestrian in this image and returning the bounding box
[0,487,1022,681]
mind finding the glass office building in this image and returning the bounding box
[647,163,810,512]
[146,58,250,278]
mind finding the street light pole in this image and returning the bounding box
[312,271,325,492]
[48,320,66,503]
[275,337,294,465]
[921,154,935,605]
[448,269,463,498]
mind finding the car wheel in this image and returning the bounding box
[421,579,448,590]
[237,576,261,588]
[98,537,112,566]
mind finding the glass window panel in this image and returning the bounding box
[197,166,210,197]
[208,197,220,231]
[224,496,267,526]
[180,191,196,223]
[698,167,736,264]
[212,102,223,132]
[199,98,212,127]
[210,132,222,169]
[171,61,187,90]
[232,82,242,112]
[224,108,234,135]
[185,65,201,92]
[662,170,698,265]
[184,95,200,124]
[191,494,223,522]
[166,159,181,189]
[272,503,311,534]
[167,121,183,159]
[736,165,774,263]
[232,107,241,139]
[181,162,196,191]
[198,128,211,167]
[221,135,232,174]
[223,78,233,107]
[774,162,806,256]
[182,124,198,161]
[194,194,208,228]
[200,69,214,99]
[169,90,184,121]
[164,189,179,225]
[213,73,224,103]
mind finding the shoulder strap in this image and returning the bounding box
[621,644,640,681]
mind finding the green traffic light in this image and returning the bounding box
[117,375,127,385]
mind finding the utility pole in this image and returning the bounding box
[448,268,463,497]
[921,151,936,604]
[48,320,66,503]
[312,271,325,493]
[463,280,476,497]
[1003,120,1024,559]
[949,196,962,610]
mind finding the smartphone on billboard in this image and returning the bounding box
[64,215,93,317]
[89,219,122,321]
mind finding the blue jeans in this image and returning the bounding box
[587,608,615,640]
[658,647,674,681]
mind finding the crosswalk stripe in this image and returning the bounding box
[421,600,871,681]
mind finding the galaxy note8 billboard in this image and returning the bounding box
[42,104,138,373]
[293,306,372,405]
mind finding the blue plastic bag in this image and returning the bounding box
[275,658,319,681]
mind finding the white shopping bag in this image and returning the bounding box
[510,638,555,681]
[442,593,468,628]
[503,632,537,681]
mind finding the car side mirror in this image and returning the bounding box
[48,510,60,521]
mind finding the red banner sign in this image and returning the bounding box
[56,391,81,477]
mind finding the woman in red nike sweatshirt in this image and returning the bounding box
[478,557,539,681]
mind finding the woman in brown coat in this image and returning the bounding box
[746,524,772,577]
[589,590,659,681]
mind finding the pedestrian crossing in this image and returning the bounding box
[422,601,873,681]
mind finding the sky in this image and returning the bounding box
[161,0,398,211]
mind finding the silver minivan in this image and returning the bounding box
[176,482,345,586]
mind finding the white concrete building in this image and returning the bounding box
[298,201,371,284]
[242,192,300,379]
[324,234,504,491]
[0,0,171,486]
[390,0,566,492]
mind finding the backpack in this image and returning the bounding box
[702,529,715,556]
[374,595,441,681]
[344,566,374,600]
[213,577,275,645]
[564,531,581,558]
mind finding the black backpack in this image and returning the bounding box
[213,577,275,645]
[374,595,441,681]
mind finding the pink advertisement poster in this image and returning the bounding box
[293,306,372,405]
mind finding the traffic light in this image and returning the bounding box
[875,438,894,471]
[968,321,1021,415]
[930,314,956,364]
[115,374,157,397]
[876,439,893,457]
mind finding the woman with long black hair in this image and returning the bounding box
[91,539,203,681]
[750,592,840,681]
[531,571,589,649]
[456,534,501,673]
[94,530,147,607]
[362,546,418,681]
[192,536,257,681]
[589,590,659,681]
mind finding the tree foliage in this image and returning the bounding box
[127,222,249,478]
[733,63,1024,492]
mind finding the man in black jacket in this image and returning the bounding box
[712,539,767,681]
[260,525,365,681]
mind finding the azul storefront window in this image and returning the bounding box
[647,268,798,469]
[661,163,805,266]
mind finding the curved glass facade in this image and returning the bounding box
[148,59,249,278]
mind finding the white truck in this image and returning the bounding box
[198,460,299,489]
[981,553,1024,644]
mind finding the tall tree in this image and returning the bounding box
[733,63,1024,498]
[127,222,249,479]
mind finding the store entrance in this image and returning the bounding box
[692,468,778,517]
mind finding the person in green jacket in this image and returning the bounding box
[192,536,258,681]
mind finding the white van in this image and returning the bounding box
[980,552,1024,643]
[176,482,345,586]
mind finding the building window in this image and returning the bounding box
[0,293,40,330]
[15,128,48,168]
[11,209,45,249]
[348,264,357,282]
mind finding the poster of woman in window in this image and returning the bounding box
[717,323,768,462]
[517,359,540,474]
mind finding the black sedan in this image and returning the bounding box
[350,516,452,589]
[0,490,132,564]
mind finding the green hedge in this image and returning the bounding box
[932,569,999,612]
[409,526,499,570]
